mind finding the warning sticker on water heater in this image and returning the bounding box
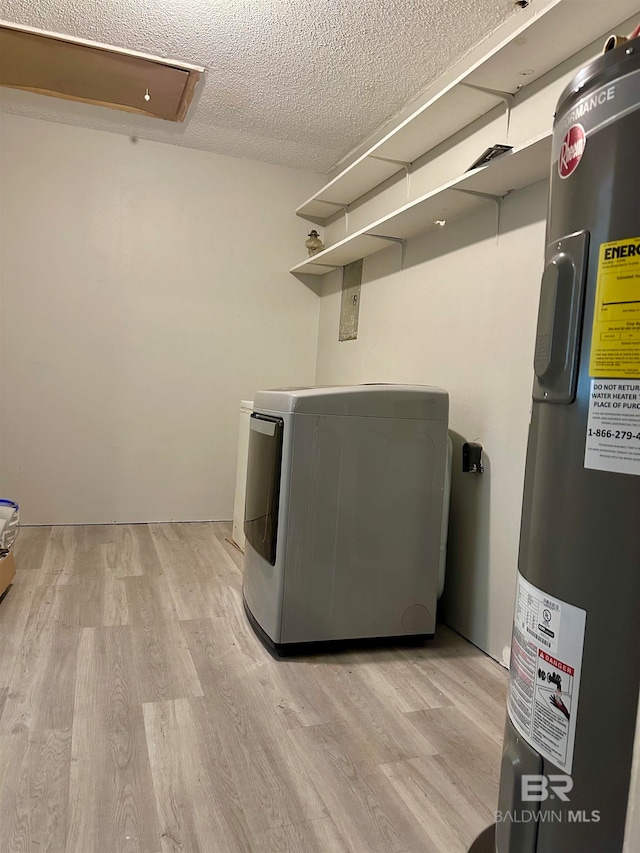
[507,573,586,774]
[589,238,640,379]
[584,379,640,476]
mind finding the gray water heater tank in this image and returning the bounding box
[491,37,640,853]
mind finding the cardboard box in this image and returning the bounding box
[0,552,16,598]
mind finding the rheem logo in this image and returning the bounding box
[559,124,586,179]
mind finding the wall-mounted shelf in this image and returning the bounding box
[296,0,638,224]
[290,131,552,277]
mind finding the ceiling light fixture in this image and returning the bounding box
[144,87,151,102]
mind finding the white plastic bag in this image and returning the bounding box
[0,500,19,556]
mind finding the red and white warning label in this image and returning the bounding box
[532,650,576,770]
[507,573,586,773]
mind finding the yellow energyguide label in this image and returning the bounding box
[589,238,640,378]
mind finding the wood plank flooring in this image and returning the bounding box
[0,523,507,852]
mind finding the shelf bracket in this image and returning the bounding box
[302,261,342,270]
[368,155,412,171]
[451,188,504,203]
[460,82,515,108]
[317,200,352,214]
[460,82,516,136]
[311,200,352,234]
[368,234,408,269]
[369,155,412,197]
[451,188,506,245]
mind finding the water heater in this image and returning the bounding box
[479,38,640,853]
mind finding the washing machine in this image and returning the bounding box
[242,384,450,652]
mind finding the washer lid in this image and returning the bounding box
[252,384,448,420]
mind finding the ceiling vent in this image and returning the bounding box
[0,22,204,122]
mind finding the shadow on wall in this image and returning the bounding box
[292,272,326,295]
[295,179,549,295]
[361,178,549,286]
[406,201,498,272]
[317,267,343,302]
[440,430,492,652]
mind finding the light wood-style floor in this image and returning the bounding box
[0,523,507,853]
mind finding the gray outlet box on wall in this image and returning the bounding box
[339,259,363,341]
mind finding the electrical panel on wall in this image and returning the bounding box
[0,22,203,122]
[339,259,363,341]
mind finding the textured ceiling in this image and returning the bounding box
[0,0,518,173]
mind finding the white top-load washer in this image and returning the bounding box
[242,384,450,652]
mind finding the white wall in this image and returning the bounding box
[312,15,640,664]
[315,184,547,664]
[0,115,322,524]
